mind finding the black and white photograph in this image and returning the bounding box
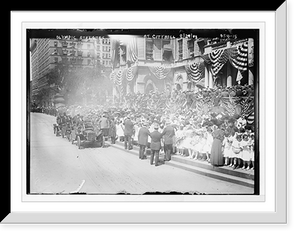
[4,1,290,227]
[27,28,258,196]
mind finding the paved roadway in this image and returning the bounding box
[30,113,253,194]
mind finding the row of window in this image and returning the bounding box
[52,57,111,66]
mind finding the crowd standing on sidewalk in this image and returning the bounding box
[33,85,255,170]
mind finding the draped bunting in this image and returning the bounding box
[200,41,250,77]
[148,65,172,80]
[229,41,248,71]
[185,61,205,82]
[124,64,138,82]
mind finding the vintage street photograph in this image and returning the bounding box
[28,29,258,195]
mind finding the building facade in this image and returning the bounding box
[110,35,254,101]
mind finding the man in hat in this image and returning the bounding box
[161,120,176,161]
[99,114,109,147]
[149,122,163,166]
[124,115,134,150]
[138,120,150,159]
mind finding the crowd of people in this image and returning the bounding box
[37,84,255,170]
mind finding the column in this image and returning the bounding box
[226,62,232,87]
[204,64,209,87]
[248,69,254,85]
[208,66,214,88]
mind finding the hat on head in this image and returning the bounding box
[153,122,159,130]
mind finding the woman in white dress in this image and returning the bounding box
[240,133,251,169]
[223,131,233,166]
[203,127,213,162]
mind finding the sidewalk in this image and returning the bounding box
[110,140,254,188]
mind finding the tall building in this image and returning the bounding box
[30,37,112,106]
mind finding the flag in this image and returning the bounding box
[236,70,243,84]
[111,39,120,69]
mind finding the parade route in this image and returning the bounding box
[29,113,253,195]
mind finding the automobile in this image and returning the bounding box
[76,122,101,149]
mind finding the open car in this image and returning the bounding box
[76,121,101,149]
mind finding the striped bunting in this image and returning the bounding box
[148,65,171,80]
[229,41,248,71]
[185,61,205,82]
[125,64,138,82]
[211,49,229,78]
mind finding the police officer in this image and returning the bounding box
[161,120,176,161]
[124,115,134,150]
[149,123,163,166]
[138,120,150,159]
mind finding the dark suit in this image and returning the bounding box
[124,118,134,149]
[150,130,162,166]
[161,125,175,161]
[138,127,150,159]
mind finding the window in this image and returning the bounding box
[54,41,58,47]
[178,39,183,60]
[146,39,154,60]
[187,39,194,57]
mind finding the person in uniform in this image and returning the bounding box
[137,120,150,159]
[99,114,109,147]
[149,123,163,166]
[124,115,134,150]
[161,120,176,161]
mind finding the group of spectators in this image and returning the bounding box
[36,84,255,170]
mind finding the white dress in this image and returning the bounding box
[223,136,233,158]
[175,130,185,149]
[116,124,124,137]
[249,139,255,161]
[203,132,213,154]
[133,125,140,142]
[231,139,242,159]
[241,139,251,161]
[195,136,205,154]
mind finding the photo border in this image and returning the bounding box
[2,6,286,223]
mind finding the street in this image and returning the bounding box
[30,113,253,194]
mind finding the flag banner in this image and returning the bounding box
[185,61,205,82]
[236,70,243,83]
[127,37,138,64]
[148,65,172,80]
[200,41,250,78]
[211,49,229,78]
[229,41,248,71]
[115,68,124,86]
[125,63,138,82]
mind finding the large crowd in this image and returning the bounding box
[35,84,255,170]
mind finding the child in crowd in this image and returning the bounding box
[240,133,251,169]
[189,131,200,159]
[223,130,233,166]
[195,129,206,160]
[181,126,194,157]
[116,119,124,142]
[249,133,255,170]
[203,127,213,162]
[231,133,243,169]
[133,122,141,146]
